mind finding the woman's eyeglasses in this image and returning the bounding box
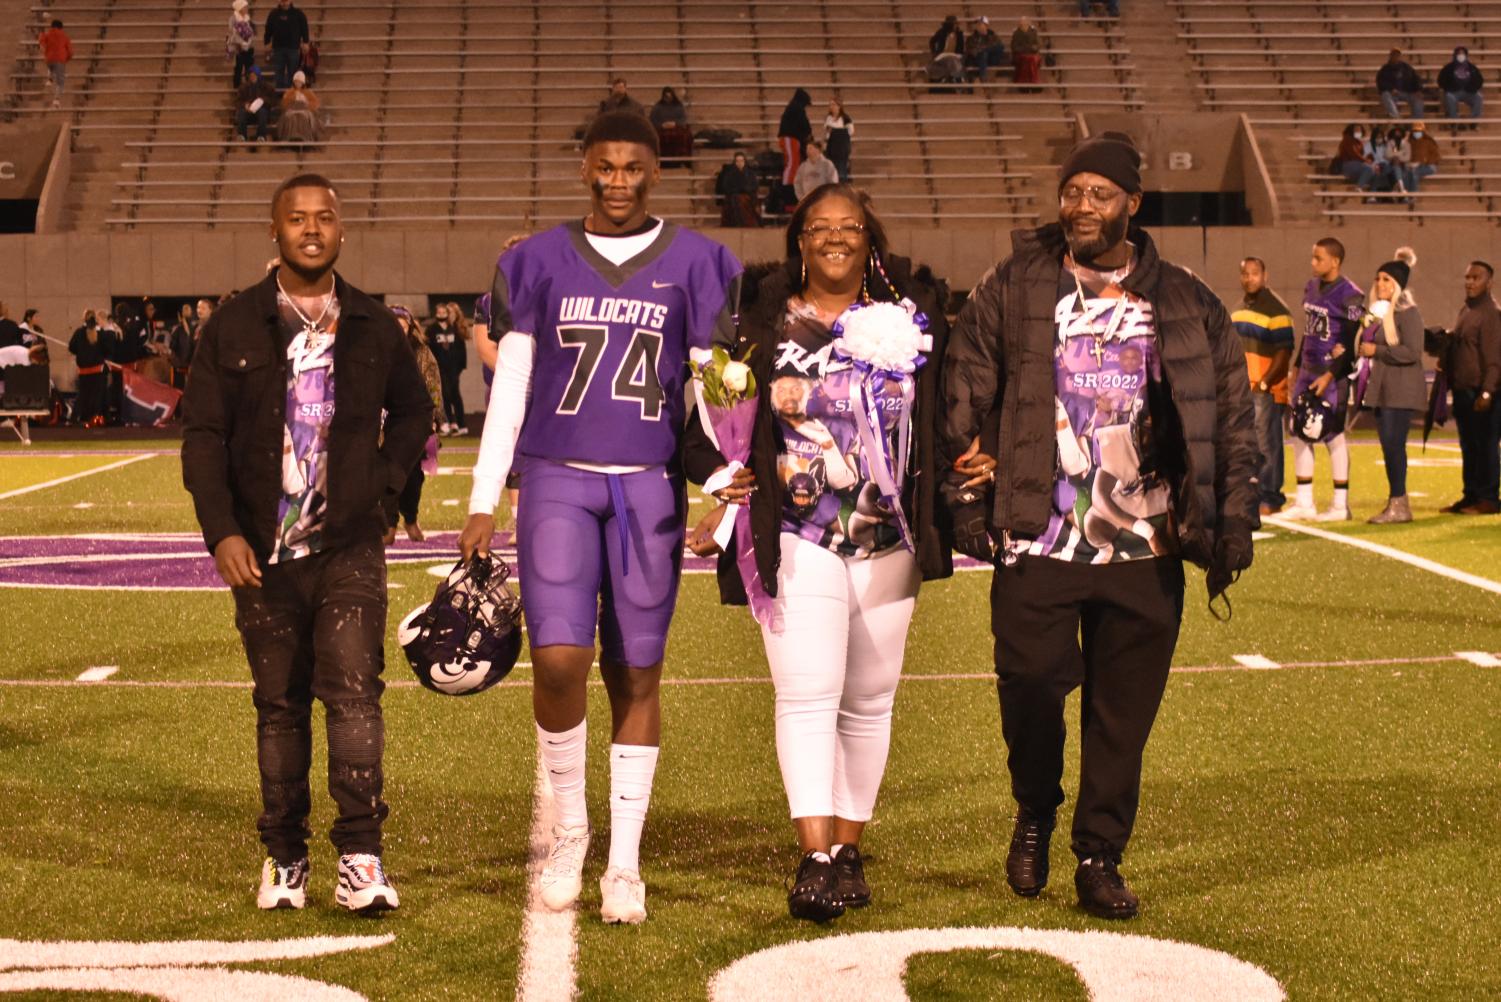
[801,223,868,242]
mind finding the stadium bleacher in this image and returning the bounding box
[5,0,1142,229]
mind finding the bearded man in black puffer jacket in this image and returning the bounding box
[940,132,1259,921]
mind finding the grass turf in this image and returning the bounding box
[0,439,1498,1000]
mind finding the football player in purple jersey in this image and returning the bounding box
[458,111,742,925]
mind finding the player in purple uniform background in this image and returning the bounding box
[1284,237,1364,521]
[459,111,742,925]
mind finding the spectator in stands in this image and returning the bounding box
[1439,46,1484,127]
[425,302,469,436]
[598,77,646,118]
[235,66,275,142]
[650,87,693,165]
[0,303,22,349]
[1440,261,1501,515]
[277,71,322,144]
[1379,125,1411,197]
[1079,0,1120,17]
[964,17,1007,83]
[794,141,840,202]
[263,0,309,90]
[1011,16,1043,92]
[715,151,761,227]
[299,36,320,85]
[1333,123,1379,191]
[1404,122,1441,194]
[1377,48,1424,119]
[37,19,71,109]
[927,16,965,86]
[385,307,442,544]
[776,88,813,213]
[1359,250,1424,525]
[69,311,112,428]
[1232,257,1295,515]
[823,98,854,181]
[227,1,256,88]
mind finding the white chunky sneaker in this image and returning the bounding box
[335,853,399,913]
[1278,503,1318,521]
[257,856,308,910]
[599,866,647,924]
[1314,505,1352,522]
[539,824,590,911]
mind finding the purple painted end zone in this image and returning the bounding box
[0,532,989,590]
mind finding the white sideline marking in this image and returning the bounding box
[0,933,393,1001]
[72,502,94,510]
[0,454,152,500]
[1456,650,1501,667]
[1263,515,1501,596]
[515,754,577,1002]
[708,926,1284,1002]
[75,666,118,682]
[1251,530,1274,541]
[442,499,459,506]
[1232,654,1281,670]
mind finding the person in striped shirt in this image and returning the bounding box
[1232,257,1294,514]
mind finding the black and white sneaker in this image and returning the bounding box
[832,844,871,908]
[335,853,399,913]
[257,856,308,910]
[786,851,844,923]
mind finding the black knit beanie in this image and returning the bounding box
[1058,131,1143,194]
[1378,258,1410,289]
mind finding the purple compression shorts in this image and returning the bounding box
[515,456,686,667]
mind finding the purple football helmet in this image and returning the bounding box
[399,554,523,696]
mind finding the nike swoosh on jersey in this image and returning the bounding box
[651,280,676,289]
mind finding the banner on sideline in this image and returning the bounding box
[121,367,182,427]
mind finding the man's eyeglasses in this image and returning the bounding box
[801,223,868,242]
[1059,185,1124,208]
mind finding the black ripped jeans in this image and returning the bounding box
[232,538,389,863]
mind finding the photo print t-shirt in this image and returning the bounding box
[270,290,341,565]
[772,301,905,558]
[1005,257,1172,564]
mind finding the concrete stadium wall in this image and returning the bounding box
[3,222,1494,399]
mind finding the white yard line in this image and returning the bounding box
[3,653,1497,691]
[0,454,153,501]
[1231,655,1281,670]
[1263,515,1501,596]
[515,753,578,1002]
[75,666,118,682]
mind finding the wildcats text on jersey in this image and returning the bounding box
[557,296,671,331]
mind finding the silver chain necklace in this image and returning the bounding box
[276,276,335,349]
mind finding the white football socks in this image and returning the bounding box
[538,720,589,831]
[607,743,659,873]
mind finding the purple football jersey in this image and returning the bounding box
[489,221,742,466]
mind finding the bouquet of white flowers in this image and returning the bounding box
[829,298,932,550]
[689,346,774,624]
[833,300,928,374]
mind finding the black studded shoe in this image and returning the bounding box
[1074,856,1139,919]
[1005,811,1055,897]
[832,844,871,909]
[787,851,845,923]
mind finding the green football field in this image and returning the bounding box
[0,436,1497,1001]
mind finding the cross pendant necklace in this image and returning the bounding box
[277,276,335,350]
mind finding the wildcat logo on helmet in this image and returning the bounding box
[399,554,523,696]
